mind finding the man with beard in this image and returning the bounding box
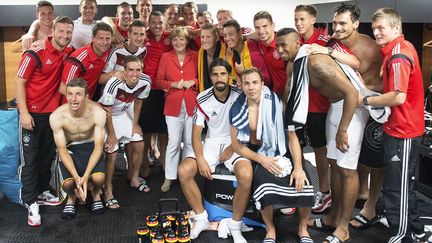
[178,58,250,243]
[307,3,386,236]
[15,16,75,226]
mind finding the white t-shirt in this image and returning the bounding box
[99,75,151,116]
[194,85,241,143]
[104,46,147,72]
[71,18,95,49]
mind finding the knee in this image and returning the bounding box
[91,173,105,186]
[178,160,195,182]
[339,167,357,179]
[63,180,75,192]
[235,168,253,187]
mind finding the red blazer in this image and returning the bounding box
[156,49,198,116]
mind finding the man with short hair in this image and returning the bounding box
[60,22,113,101]
[365,7,431,242]
[15,15,74,226]
[136,0,152,28]
[197,11,213,27]
[70,0,98,49]
[22,0,54,50]
[216,9,253,36]
[139,11,172,179]
[276,27,369,243]
[253,11,286,97]
[163,3,180,31]
[101,2,133,42]
[222,19,270,85]
[178,58,249,243]
[50,78,107,220]
[99,55,151,210]
[230,67,314,243]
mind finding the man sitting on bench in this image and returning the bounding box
[178,58,251,243]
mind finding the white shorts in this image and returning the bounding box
[184,139,248,173]
[105,112,143,153]
[326,100,369,170]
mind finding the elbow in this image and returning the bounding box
[393,93,406,106]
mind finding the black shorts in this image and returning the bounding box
[358,118,385,168]
[139,90,167,133]
[305,112,327,148]
[60,141,105,182]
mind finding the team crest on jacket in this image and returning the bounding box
[273,50,280,59]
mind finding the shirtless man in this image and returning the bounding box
[230,67,314,242]
[308,3,385,234]
[22,1,54,50]
[50,78,107,220]
[276,28,369,243]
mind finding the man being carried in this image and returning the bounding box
[50,78,107,220]
[230,67,314,243]
[99,55,151,210]
[178,58,249,243]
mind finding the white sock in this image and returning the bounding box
[229,219,247,243]
[190,211,209,239]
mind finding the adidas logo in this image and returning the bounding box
[391,155,400,162]
[89,64,94,69]
[211,111,217,116]
[46,59,52,64]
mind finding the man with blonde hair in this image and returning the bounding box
[365,7,431,242]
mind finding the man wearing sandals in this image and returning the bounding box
[99,55,152,209]
[98,20,150,209]
[50,78,107,220]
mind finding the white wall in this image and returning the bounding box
[0,0,346,29]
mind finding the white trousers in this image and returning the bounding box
[164,100,193,180]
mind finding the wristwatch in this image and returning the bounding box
[363,95,370,106]
[327,47,334,56]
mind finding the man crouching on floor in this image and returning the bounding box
[50,78,107,220]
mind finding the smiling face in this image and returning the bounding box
[149,15,164,38]
[254,18,275,45]
[164,5,179,26]
[52,22,74,49]
[294,10,315,36]
[79,0,97,24]
[217,11,232,26]
[37,6,54,27]
[136,0,152,19]
[124,60,143,87]
[117,6,134,28]
[182,6,197,26]
[223,26,241,49]
[172,35,187,53]
[332,11,358,41]
[92,30,112,57]
[276,33,300,62]
[372,17,400,46]
[128,26,146,49]
[200,28,217,51]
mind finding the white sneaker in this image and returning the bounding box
[312,191,332,213]
[280,207,296,215]
[37,190,61,206]
[27,202,41,227]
